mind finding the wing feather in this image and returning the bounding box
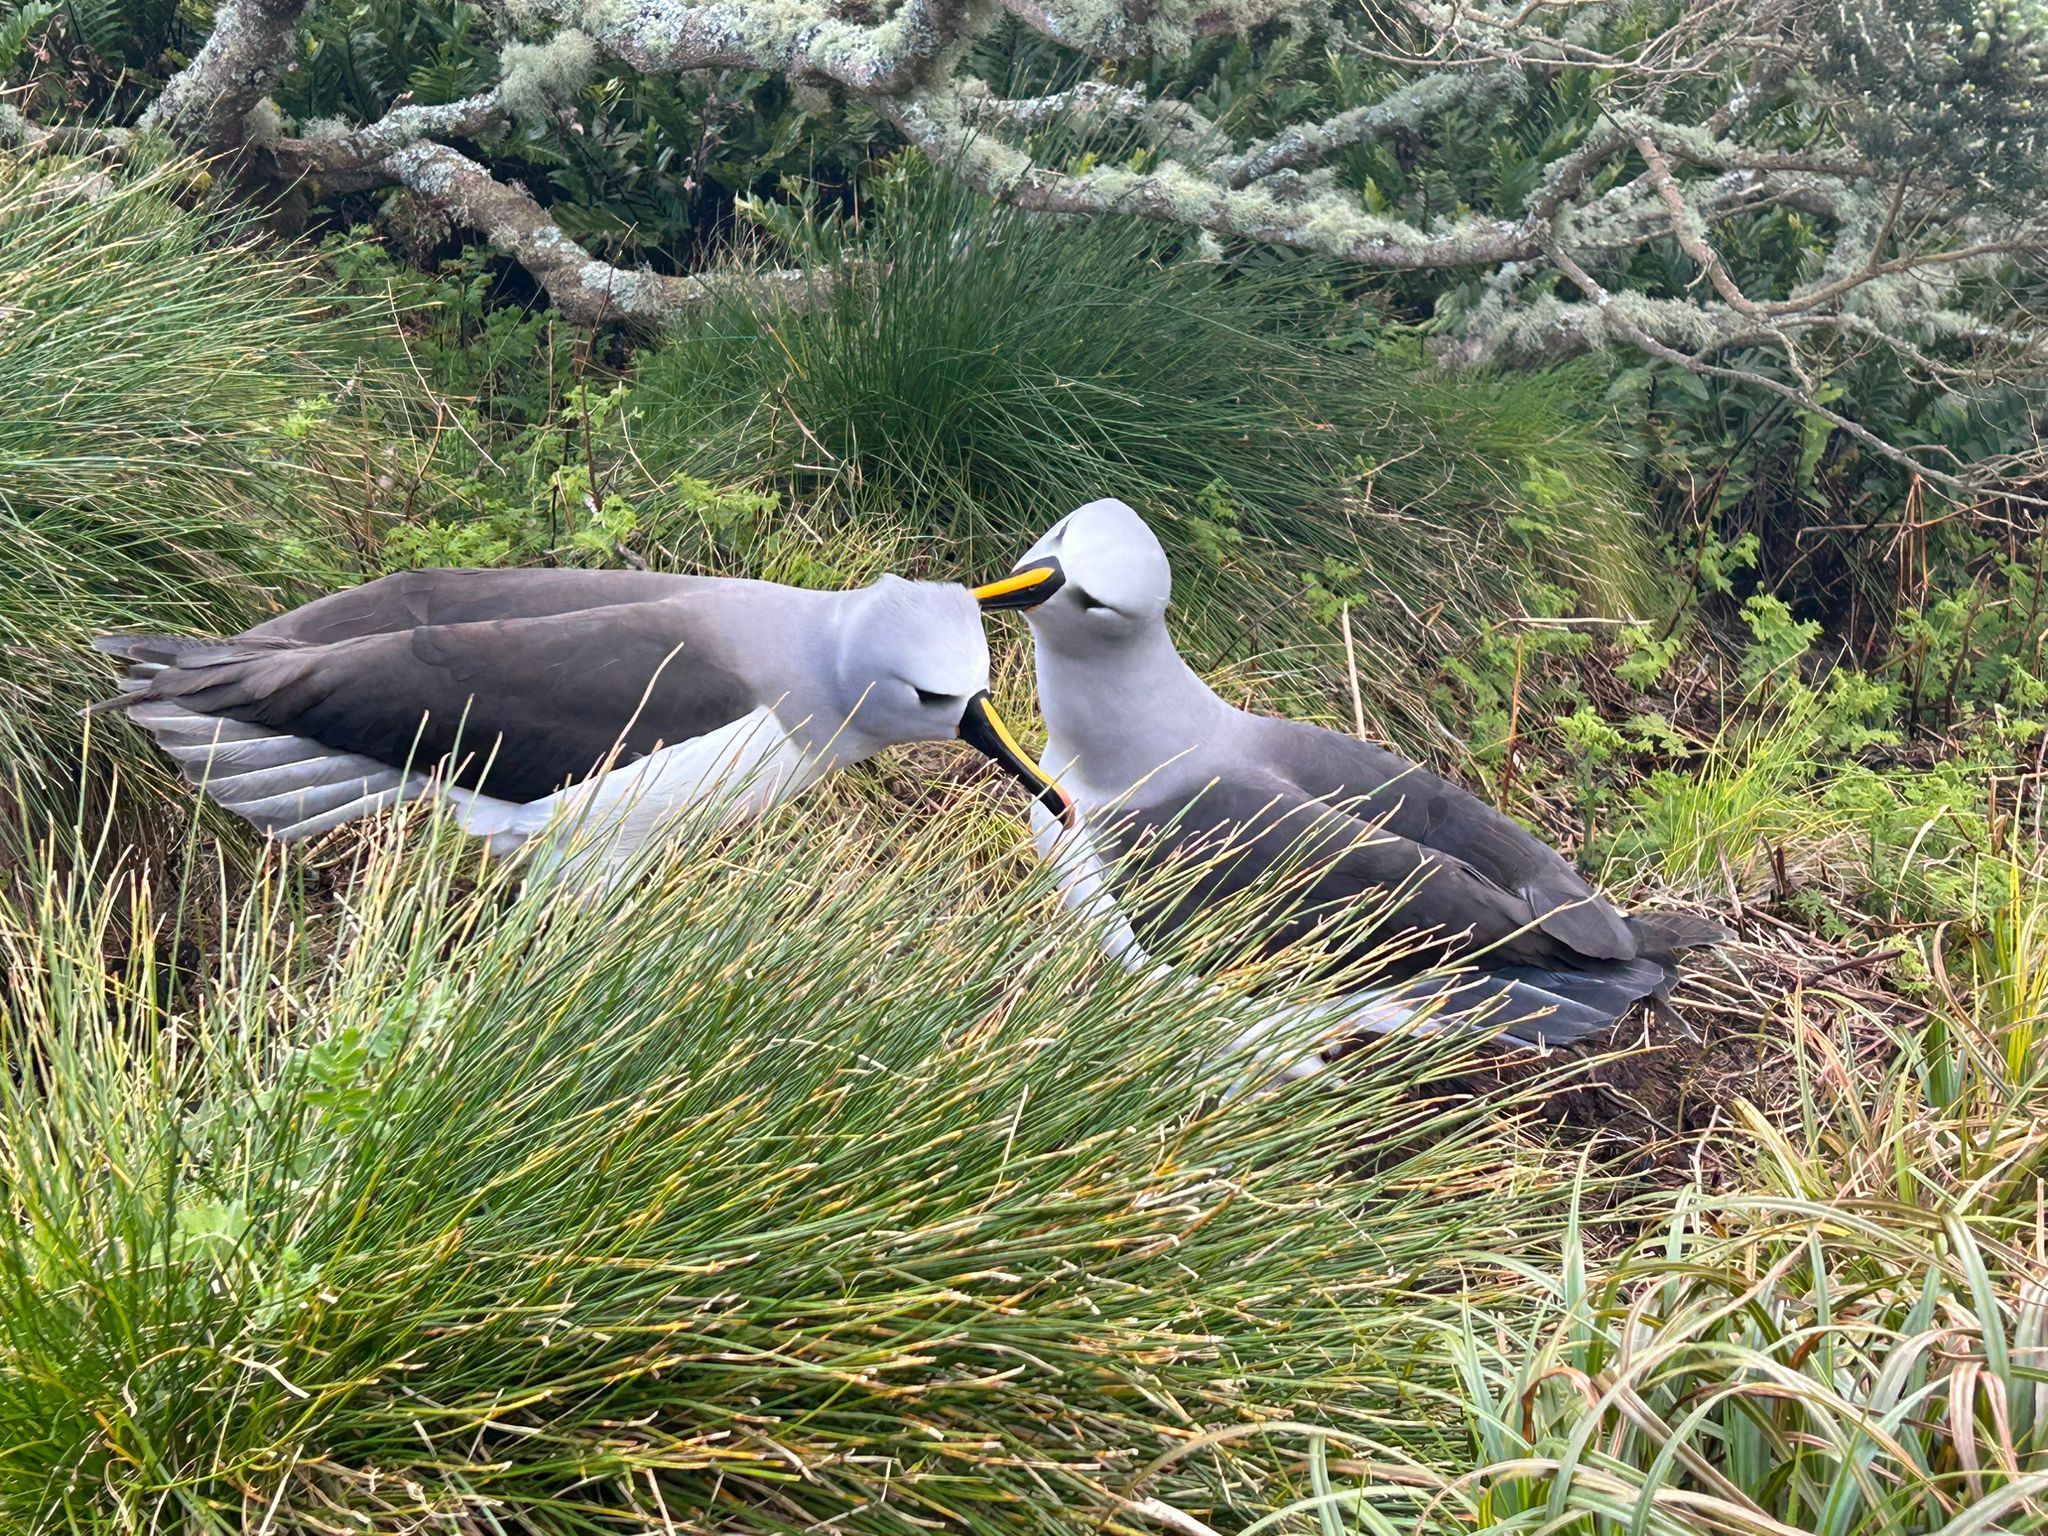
[1246,716,1636,961]
[104,599,756,804]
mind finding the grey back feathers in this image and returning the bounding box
[1011,499,1726,1048]
[97,566,991,852]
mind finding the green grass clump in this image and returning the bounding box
[0,153,376,867]
[0,789,1557,1533]
[628,169,1654,692]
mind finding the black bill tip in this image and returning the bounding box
[956,690,1074,827]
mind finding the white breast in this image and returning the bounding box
[497,706,825,884]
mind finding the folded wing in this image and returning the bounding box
[99,599,755,839]
[1247,715,1638,961]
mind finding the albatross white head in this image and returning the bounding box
[830,574,1074,824]
[972,499,1223,802]
[973,498,1173,656]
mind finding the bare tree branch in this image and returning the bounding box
[1634,133,1760,317]
[0,110,132,158]
[380,141,826,326]
[1543,239,2048,508]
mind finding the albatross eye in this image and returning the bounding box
[913,687,950,706]
[1074,588,1112,613]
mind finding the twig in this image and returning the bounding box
[1805,948,1904,984]
[1339,603,1368,741]
[1498,634,1526,813]
[1123,1497,1225,1536]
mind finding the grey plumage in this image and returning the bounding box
[991,499,1727,1050]
[96,565,1000,860]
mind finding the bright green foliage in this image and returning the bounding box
[313,232,810,576]
[0,798,1551,1532]
[0,154,373,866]
[1419,1204,2048,1534]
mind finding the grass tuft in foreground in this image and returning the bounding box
[0,789,1563,1533]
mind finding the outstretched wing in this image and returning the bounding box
[1245,715,1636,961]
[101,599,755,807]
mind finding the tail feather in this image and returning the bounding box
[1387,971,1616,1047]
[1388,949,1677,1049]
[93,633,215,664]
[94,632,289,666]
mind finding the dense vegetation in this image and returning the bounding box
[3,0,2045,1530]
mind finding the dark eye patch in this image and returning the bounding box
[1074,589,1111,612]
[914,687,949,705]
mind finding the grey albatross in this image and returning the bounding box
[973,498,1725,1053]
[97,566,1068,878]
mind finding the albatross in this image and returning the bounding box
[974,498,1724,1053]
[97,566,1067,877]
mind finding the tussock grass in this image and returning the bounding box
[0,788,1564,1533]
[629,171,1654,701]
[0,153,377,867]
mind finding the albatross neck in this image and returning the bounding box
[1033,616,1232,796]
[701,582,882,758]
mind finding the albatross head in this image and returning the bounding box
[838,575,1073,824]
[971,498,1172,654]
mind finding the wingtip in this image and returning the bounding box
[92,632,235,664]
[1627,911,1734,957]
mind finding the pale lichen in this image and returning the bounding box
[244,97,284,147]
[500,29,600,122]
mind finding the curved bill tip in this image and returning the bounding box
[956,690,1075,827]
[972,558,1065,612]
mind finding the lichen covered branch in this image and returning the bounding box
[273,89,511,178]
[140,0,316,147]
[381,141,821,326]
[501,0,972,93]
[1214,67,1519,188]
[17,0,2037,491]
